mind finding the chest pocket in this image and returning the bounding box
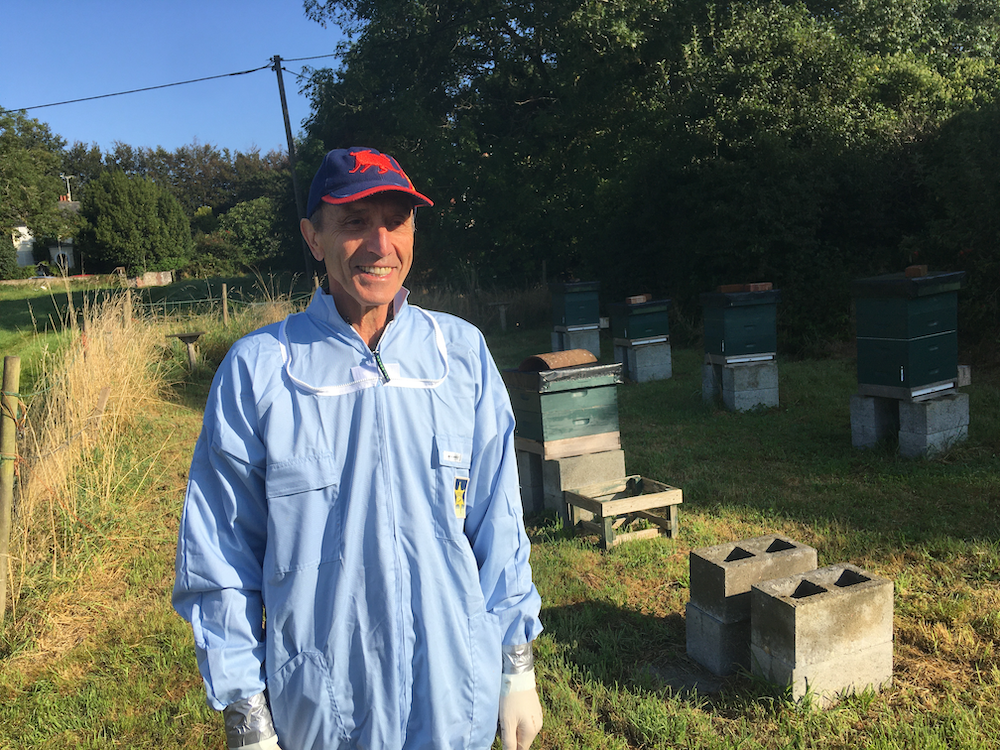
[265,455,343,578]
[432,434,474,540]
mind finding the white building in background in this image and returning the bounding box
[12,196,80,273]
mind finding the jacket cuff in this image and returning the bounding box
[501,642,535,675]
[223,691,277,748]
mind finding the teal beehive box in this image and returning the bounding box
[853,269,965,400]
[701,285,781,364]
[609,297,671,342]
[503,355,623,458]
[550,281,600,329]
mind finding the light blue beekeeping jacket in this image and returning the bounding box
[173,288,543,750]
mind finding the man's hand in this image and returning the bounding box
[499,670,543,750]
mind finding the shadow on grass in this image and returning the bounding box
[540,599,783,711]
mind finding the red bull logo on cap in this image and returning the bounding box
[350,149,407,179]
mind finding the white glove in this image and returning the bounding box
[236,737,282,750]
[499,669,543,750]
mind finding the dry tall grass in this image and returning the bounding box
[9,288,168,621]
[7,282,302,625]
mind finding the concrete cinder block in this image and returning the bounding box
[898,392,969,434]
[722,361,779,391]
[516,449,544,515]
[615,341,672,383]
[702,362,722,403]
[750,640,893,708]
[542,449,626,516]
[898,425,969,458]
[551,329,601,359]
[723,387,779,411]
[720,361,779,411]
[898,392,969,458]
[850,394,900,449]
[751,563,894,705]
[628,342,672,383]
[689,535,819,624]
[687,535,817,676]
[685,602,751,675]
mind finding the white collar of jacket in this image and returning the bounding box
[278,287,449,396]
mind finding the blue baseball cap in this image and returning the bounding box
[306,147,434,217]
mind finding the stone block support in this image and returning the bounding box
[686,535,818,675]
[751,563,894,706]
[685,602,751,677]
[614,341,672,383]
[702,362,722,404]
[849,394,899,449]
[721,361,779,411]
[702,360,779,411]
[898,392,969,458]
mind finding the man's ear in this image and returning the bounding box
[300,217,324,262]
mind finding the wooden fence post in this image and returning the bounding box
[222,283,229,327]
[1,356,21,627]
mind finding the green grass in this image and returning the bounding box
[1,282,999,748]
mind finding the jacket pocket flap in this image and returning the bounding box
[434,435,473,469]
[266,454,339,497]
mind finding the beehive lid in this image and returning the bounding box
[502,349,622,393]
[852,270,966,299]
[700,289,782,307]
[549,280,601,294]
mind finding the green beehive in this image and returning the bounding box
[550,281,601,329]
[853,270,965,399]
[700,289,781,364]
[503,362,622,443]
[609,298,671,342]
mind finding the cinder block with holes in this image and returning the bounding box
[850,394,899,449]
[614,340,672,383]
[721,361,779,411]
[686,535,818,675]
[751,563,894,706]
[898,391,969,458]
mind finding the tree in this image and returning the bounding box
[217,197,283,267]
[78,171,193,274]
[0,109,73,278]
[61,141,105,194]
[301,0,1000,348]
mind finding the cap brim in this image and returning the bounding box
[321,185,434,208]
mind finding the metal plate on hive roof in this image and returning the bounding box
[502,350,622,393]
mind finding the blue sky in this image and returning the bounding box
[3,0,345,155]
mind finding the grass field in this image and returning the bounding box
[0,280,998,749]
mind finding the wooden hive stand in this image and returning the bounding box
[564,475,683,550]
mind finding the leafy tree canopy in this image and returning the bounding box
[0,109,73,242]
[300,0,1000,350]
[78,171,193,275]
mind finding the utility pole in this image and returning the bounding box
[272,55,315,283]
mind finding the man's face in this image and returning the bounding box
[303,193,415,320]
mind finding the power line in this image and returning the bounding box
[12,52,342,113]
[281,52,340,63]
[14,63,277,112]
